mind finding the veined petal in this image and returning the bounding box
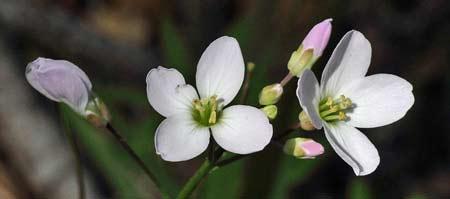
[25,57,92,114]
[196,36,245,106]
[155,113,210,162]
[297,69,323,129]
[321,31,371,97]
[342,74,414,128]
[146,66,198,117]
[211,105,272,154]
[324,123,380,176]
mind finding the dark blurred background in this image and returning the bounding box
[0,0,449,198]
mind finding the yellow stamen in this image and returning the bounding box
[338,112,347,120]
[319,95,352,122]
[192,95,221,126]
[209,111,217,124]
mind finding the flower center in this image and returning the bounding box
[319,95,353,122]
[192,95,222,126]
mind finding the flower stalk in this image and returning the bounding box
[240,62,255,104]
[104,123,170,198]
[176,159,215,199]
[279,73,294,87]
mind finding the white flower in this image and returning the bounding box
[296,31,414,175]
[146,36,273,162]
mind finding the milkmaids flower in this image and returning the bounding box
[296,31,414,175]
[26,57,109,126]
[146,36,273,162]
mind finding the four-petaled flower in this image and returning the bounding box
[146,36,273,161]
[297,31,414,175]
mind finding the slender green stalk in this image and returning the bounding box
[240,64,254,104]
[215,154,245,167]
[280,72,294,87]
[105,123,170,198]
[60,107,85,199]
[176,159,214,199]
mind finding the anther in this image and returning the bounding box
[338,112,347,120]
[319,95,352,122]
[326,97,333,106]
[209,110,217,124]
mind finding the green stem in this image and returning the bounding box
[176,159,214,199]
[105,123,170,199]
[240,65,253,104]
[215,154,245,167]
[280,72,294,87]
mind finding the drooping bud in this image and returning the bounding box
[299,111,316,131]
[283,138,324,159]
[260,105,278,120]
[258,83,283,105]
[288,19,332,77]
[25,57,92,115]
[85,95,110,127]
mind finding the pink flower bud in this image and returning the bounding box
[25,57,92,114]
[283,138,324,159]
[288,19,332,77]
[299,139,325,158]
[301,18,332,57]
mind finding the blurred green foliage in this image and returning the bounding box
[347,178,373,199]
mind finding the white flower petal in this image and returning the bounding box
[211,105,273,154]
[155,113,210,162]
[25,58,92,114]
[324,123,380,176]
[341,74,414,128]
[146,66,198,117]
[321,31,371,97]
[195,36,245,106]
[297,69,323,129]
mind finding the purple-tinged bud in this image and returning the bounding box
[283,138,324,159]
[301,18,332,57]
[288,18,332,77]
[25,57,92,115]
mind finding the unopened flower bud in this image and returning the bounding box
[288,19,332,77]
[299,111,316,131]
[283,138,324,159]
[260,105,278,120]
[85,96,110,127]
[26,57,92,115]
[258,83,283,105]
[246,62,255,72]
